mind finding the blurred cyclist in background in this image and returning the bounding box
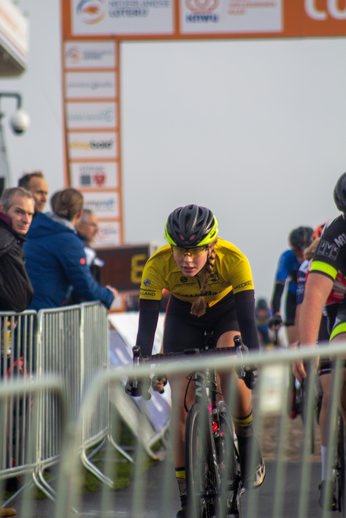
[255,298,272,348]
[271,226,313,346]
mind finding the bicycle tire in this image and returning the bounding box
[185,403,220,518]
[338,413,346,518]
[218,402,243,517]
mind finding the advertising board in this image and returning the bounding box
[64,40,116,68]
[93,220,121,248]
[68,131,118,159]
[65,71,117,99]
[180,0,282,34]
[66,101,117,130]
[70,161,118,189]
[71,0,174,36]
[82,190,119,219]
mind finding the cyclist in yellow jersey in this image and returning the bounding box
[130,205,265,518]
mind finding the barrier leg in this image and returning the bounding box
[81,448,114,488]
[107,433,134,464]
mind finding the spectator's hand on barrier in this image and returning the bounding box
[292,360,306,383]
[106,285,118,300]
[152,376,167,394]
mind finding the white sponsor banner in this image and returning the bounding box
[71,0,174,36]
[66,102,117,129]
[65,71,117,99]
[94,220,121,248]
[83,191,119,219]
[71,161,118,189]
[68,131,118,159]
[180,0,282,34]
[64,40,116,68]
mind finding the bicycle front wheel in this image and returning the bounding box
[218,402,242,517]
[338,413,346,517]
[185,403,219,518]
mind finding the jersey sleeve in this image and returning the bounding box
[139,256,167,301]
[228,254,254,295]
[274,250,294,283]
[310,219,345,281]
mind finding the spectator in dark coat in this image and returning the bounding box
[0,187,34,312]
[24,188,117,311]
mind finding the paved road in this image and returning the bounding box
[13,458,336,518]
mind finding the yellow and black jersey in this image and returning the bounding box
[140,238,254,307]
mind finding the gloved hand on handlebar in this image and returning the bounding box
[268,313,283,329]
[152,375,168,394]
[125,377,152,400]
[233,335,258,390]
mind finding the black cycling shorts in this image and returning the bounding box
[163,292,240,354]
[318,304,339,376]
[330,296,346,341]
[285,290,296,325]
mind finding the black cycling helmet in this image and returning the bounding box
[164,204,218,247]
[289,226,313,251]
[334,172,346,214]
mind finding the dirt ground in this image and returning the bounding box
[260,413,322,462]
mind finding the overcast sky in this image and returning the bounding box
[1,0,346,304]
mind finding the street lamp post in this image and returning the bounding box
[0,92,30,194]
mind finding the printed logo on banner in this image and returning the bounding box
[71,0,174,36]
[180,0,282,33]
[185,0,220,22]
[64,41,115,68]
[70,162,118,189]
[66,102,117,129]
[65,72,116,99]
[93,221,120,248]
[76,0,106,24]
[83,191,119,219]
[68,132,118,159]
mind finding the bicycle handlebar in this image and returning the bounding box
[125,335,257,399]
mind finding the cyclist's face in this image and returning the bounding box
[173,249,208,277]
[173,237,210,277]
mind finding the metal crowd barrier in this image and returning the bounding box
[4,307,346,518]
[52,340,346,518]
[0,375,65,514]
[0,311,38,481]
[0,302,115,507]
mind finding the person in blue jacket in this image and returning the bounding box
[24,188,117,311]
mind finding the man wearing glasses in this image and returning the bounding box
[68,209,106,304]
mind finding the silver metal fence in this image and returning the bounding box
[0,375,65,513]
[52,341,346,518]
[0,302,114,507]
[79,302,117,486]
[0,311,38,480]
[5,305,346,518]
